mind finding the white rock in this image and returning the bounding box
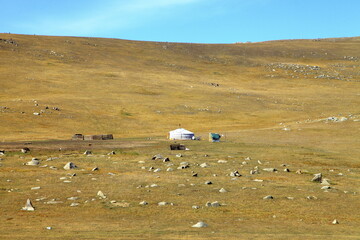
[219,188,227,193]
[97,191,106,199]
[139,201,148,205]
[158,201,169,206]
[31,186,41,190]
[192,221,208,228]
[70,203,79,207]
[22,199,35,211]
[332,219,339,224]
[217,160,227,163]
[200,163,209,168]
[263,195,274,200]
[63,162,77,170]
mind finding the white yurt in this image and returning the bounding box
[168,128,194,140]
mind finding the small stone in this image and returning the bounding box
[152,154,163,160]
[311,173,322,182]
[97,191,106,199]
[263,195,274,200]
[153,168,161,173]
[296,169,302,174]
[158,201,169,206]
[139,201,148,205]
[31,186,41,190]
[63,162,77,170]
[84,150,92,155]
[166,168,173,172]
[67,197,79,201]
[22,199,35,211]
[200,163,209,168]
[284,168,290,172]
[204,181,212,185]
[230,170,241,177]
[211,201,221,207]
[218,160,227,163]
[163,157,170,162]
[26,158,40,166]
[253,179,263,182]
[321,178,330,186]
[192,221,208,228]
[332,219,339,224]
[192,205,200,209]
[70,202,79,207]
[219,188,227,193]
[150,184,159,188]
[321,186,331,190]
[263,168,277,172]
[92,167,99,171]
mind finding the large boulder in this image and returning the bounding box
[63,162,77,170]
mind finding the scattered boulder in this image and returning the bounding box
[332,219,339,225]
[84,150,92,155]
[97,191,106,199]
[139,201,148,205]
[22,199,35,211]
[263,195,274,200]
[321,179,331,185]
[219,188,227,193]
[230,170,241,177]
[152,154,163,160]
[107,151,116,155]
[204,181,212,185]
[21,147,30,153]
[263,168,277,172]
[200,163,209,168]
[311,173,322,182]
[192,221,208,228]
[63,162,77,170]
[26,158,40,166]
[92,167,99,171]
[217,160,227,163]
[250,170,259,175]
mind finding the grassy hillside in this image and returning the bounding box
[0,34,359,140]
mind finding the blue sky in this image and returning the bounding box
[1,0,359,43]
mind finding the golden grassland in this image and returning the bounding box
[0,34,359,140]
[0,34,359,239]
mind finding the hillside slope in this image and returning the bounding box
[0,34,359,140]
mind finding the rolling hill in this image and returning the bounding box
[0,34,359,141]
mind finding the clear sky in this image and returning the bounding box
[1,0,359,43]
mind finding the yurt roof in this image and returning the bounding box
[169,128,194,134]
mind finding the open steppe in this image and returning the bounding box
[0,34,359,239]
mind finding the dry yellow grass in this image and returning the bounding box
[0,34,359,239]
